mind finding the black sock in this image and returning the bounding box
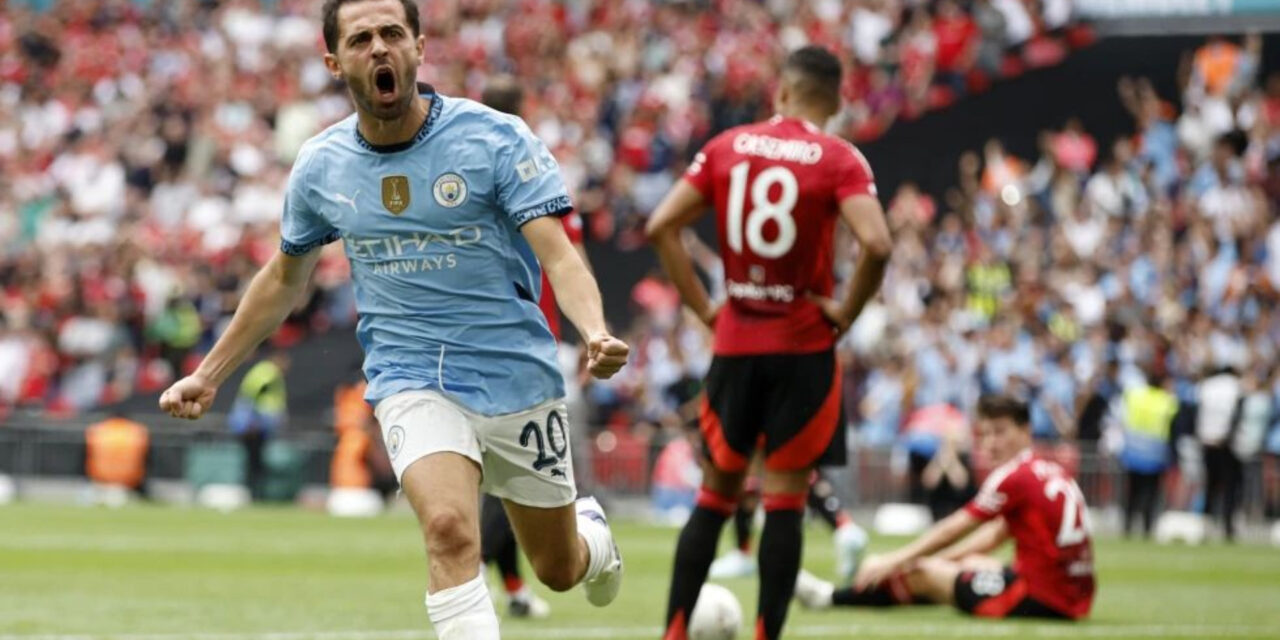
[480,495,522,591]
[807,474,847,530]
[733,502,754,552]
[831,573,919,607]
[496,529,521,591]
[756,494,805,640]
[664,490,734,640]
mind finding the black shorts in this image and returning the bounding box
[954,568,1069,619]
[699,349,845,473]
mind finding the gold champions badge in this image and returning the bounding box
[382,175,410,215]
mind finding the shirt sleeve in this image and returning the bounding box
[964,463,1023,521]
[279,150,340,256]
[833,142,878,203]
[493,116,573,228]
[682,138,717,199]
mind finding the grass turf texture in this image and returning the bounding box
[0,503,1277,639]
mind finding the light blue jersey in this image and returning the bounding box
[279,87,569,415]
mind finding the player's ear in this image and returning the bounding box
[324,52,342,80]
[415,34,426,59]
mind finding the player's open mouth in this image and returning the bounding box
[374,67,396,99]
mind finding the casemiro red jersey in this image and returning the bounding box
[964,450,1097,619]
[683,116,877,356]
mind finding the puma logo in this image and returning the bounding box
[333,190,360,215]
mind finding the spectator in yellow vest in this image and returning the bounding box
[1117,369,1178,538]
[228,350,290,500]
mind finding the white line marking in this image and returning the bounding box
[1,623,1276,640]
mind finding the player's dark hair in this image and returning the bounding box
[322,0,421,54]
[977,394,1031,428]
[481,75,524,117]
[781,45,843,111]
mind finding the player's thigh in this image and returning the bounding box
[699,355,766,476]
[476,400,577,509]
[906,556,964,605]
[501,498,578,567]
[399,451,483,551]
[958,554,1005,573]
[953,566,1029,617]
[758,350,846,473]
[374,390,486,557]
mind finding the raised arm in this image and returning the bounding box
[159,248,323,419]
[522,216,628,379]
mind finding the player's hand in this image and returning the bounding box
[853,552,903,591]
[698,302,722,329]
[586,333,630,379]
[159,374,218,421]
[808,295,852,336]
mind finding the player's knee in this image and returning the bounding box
[422,507,477,559]
[530,556,578,592]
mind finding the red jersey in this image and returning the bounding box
[683,116,877,356]
[964,450,1096,619]
[537,212,585,341]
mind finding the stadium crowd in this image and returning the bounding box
[0,0,1084,418]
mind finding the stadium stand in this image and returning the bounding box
[0,0,1086,417]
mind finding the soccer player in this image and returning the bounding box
[646,45,893,640]
[475,73,590,620]
[794,395,1096,621]
[158,2,627,638]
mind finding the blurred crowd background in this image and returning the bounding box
[2,0,1279,527]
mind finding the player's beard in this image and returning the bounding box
[351,62,417,122]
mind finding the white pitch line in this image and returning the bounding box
[1,623,1277,640]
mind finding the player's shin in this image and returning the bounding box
[425,572,500,640]
[756,492,805,640]
[831,566,925,608]
[664,487,736,640]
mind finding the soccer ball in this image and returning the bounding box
[688,583,742,640]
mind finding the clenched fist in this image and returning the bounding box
[586,333,629,379]
[159,374,218,420]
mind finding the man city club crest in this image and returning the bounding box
[382,175,410,215]
[432,173,468,208]
[386,425,405,459]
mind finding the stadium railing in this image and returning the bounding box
[2,419,1275,530]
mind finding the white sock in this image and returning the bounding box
[425,573,500,640]
[576,514,612,582]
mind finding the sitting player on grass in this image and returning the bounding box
[795,394,1095,620]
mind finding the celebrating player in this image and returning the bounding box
[795,395,1096,621]
[476,73,591,620]
[158,1,626,638]
[646,45,893,640]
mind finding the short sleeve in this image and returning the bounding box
[683,142,716,199]
[964,463,1022,521]
[493,117,573,228]
[279,151,339,256]
[833,142,878,203]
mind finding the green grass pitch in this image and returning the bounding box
[1,503,1278,639]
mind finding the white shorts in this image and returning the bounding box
[373,390,577,508]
